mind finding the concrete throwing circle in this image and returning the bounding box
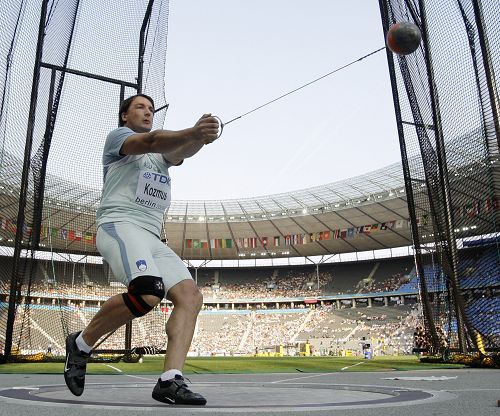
[0,381,453,412]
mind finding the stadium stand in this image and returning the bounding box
[1,244,497,357]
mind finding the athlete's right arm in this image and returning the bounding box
[120,115,219,156]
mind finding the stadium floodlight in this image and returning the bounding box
[302,208,308,214]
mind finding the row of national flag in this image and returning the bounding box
[454,197,498,219]
[2,196,496,249]
[184,218,410,250]
[0,217,96,244]
[185,238,233,249]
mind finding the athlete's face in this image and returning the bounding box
[122,96,154,133]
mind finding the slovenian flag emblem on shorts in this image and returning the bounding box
[136,259,147,271]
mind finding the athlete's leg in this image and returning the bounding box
[163,279,203,372]
[81,293,160,346]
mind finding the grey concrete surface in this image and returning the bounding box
[0,368,498,416]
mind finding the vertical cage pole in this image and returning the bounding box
[2,0,50,363]
[377,0,440,352]
[472,0,500,147]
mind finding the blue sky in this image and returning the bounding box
[162,0,401,201]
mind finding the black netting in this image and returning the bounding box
[379,0,499,358]
[0,0,169,361]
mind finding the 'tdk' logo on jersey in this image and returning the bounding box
[143,171,171,186]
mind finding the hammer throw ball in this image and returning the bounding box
[386,22,422,55]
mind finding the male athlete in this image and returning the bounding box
[64,94,219,405]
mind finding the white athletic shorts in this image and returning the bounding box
[96,222,192,293]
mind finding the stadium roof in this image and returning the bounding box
[161,161,412,259]
[0,150,412,258]
[167,162,406,217]
[1,134,491,260]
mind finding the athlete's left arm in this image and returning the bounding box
[162,115,219,165]
[162,140,206,165]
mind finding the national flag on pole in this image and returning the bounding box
[8,219,17,233]
[465,202,479,218]
[395,220,405,229]
[40,225,48,238]
[486,197,499,212]
[23,223,32,237]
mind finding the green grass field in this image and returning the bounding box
[0,355,465,375]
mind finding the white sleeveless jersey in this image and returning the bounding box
[96,127,174,237]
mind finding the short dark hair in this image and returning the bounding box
[119,94,155,126]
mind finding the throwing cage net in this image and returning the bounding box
[379,0,499,366]
[0,0,170,362]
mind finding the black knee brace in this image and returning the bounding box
[122,275,165,317]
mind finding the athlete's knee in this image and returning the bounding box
[169,280,203,311]
[122,275,165,317]
[184,286,203,312]
[190,289,203,310]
